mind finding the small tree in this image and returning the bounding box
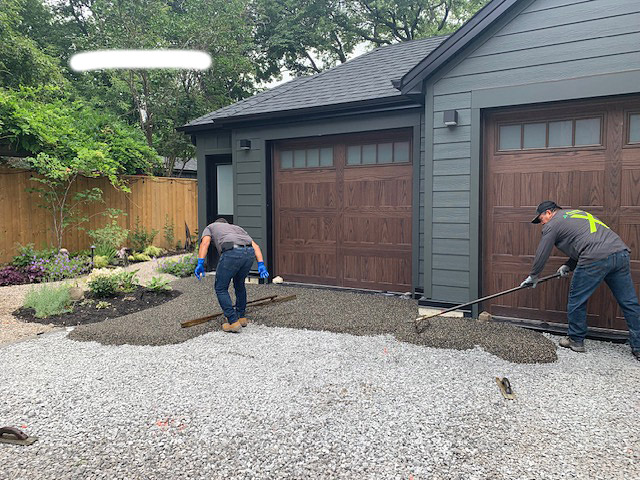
[1,86,161,249]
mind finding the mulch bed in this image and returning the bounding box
[13,287,181,327]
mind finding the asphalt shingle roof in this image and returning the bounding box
[184,35,448,129]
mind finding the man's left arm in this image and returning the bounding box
[251,241,269,278]
[194,236,211,280]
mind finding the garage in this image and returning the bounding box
[273,128,413,292]
[483,96,640,332]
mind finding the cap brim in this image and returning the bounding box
[532,215,541,224]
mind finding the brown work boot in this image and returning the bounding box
[559,336,585,352]
[222,321,242,333]
[238,317,248,327]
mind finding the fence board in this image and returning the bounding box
[0,168,198,263]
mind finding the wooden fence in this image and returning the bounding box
[0,168,198,264]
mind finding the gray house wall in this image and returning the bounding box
[423,0,640,304]
[196,108,424,287]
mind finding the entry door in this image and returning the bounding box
[483,96,640,332]
[205,154,233,269]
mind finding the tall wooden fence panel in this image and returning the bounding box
[0,168,198,264]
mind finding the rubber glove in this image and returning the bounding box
[194,258,205,280]
[557,265,571,277]
[520,275,539,288]
[257,261,269,279]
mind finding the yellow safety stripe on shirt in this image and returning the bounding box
[563,210,609,233]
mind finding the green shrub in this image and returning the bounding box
[146,276,172,292]
[88,217,129,252]
[23,284,73,318]
[143,245,165,257]
[129,217,158,252]
[95,301,111,309]
[163,215,175,250]
[88,274,119,297]
[12,243,56,268]
[128,253,151,262]
[158,256,197,277]
[94,244,116,260]
[115,270,139,293]
[93,255,109,268]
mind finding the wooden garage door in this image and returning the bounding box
[484,96,640,332]
[273,129,412,292]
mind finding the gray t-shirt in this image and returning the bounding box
[530,209,629,276]
[201,222,253,254]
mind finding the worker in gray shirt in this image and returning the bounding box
[194,218,269,333]
[520,201,640,360]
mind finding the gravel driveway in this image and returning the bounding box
[1,324,638,479]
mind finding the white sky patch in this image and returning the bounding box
[69,50,212,72]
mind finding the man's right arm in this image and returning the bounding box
[529,230,556,277]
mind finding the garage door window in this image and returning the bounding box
[629,113,640,144]
[280,147,333,169]
[499,116,602,151]
[347,141,411,165]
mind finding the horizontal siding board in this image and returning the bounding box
[433,92,471,110]
[236,216,262,228]
[433,254,470,271]
[236,172,261,185]
[235,194,263,206]
[432,223,470,239]
[471,13,640,57]
[433,238,470,255]
[432,175,470,192]
[236,206,262,217]
[434,142,470,160]
[450,31,640,78]
[236,184,262,195]
[432,269,470,288]
[433,158,470,176]
[433,108,471,127]
[433,191,470,208]
[434,126,472,144]
[432,207,469,224]
[431,285,469,303]
[236,162,262,174]
[497,0,640,36]
[434,51,640,95]
[523,0,592,13]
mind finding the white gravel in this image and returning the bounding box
[0,326,638,479]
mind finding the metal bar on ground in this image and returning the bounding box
[180,294,296,328]
[412,273,562,333]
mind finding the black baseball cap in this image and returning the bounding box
[532,201,561,224]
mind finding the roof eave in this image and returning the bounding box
[398,0,521,95]
[178,96,421,134]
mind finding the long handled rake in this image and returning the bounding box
[411,272,562,334]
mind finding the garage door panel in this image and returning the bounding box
[278,215,336,245]
[274,129,412,291]
[484,97,640,333]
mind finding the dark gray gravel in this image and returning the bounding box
[69,276,557,364]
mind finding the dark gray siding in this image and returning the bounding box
[424,0,640,303]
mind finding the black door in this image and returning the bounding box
[205,154,233,271]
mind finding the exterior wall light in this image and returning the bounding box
[443,110,458,127]
[239,139,252,150]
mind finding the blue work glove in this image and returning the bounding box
[557,265,571,277]
[257,261,269,279]
[194,258,205,280]
[520,275,539,288]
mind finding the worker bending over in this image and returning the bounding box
[521,201,640,360]
[195,218,269,333]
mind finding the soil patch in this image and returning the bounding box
[13,288,181,327]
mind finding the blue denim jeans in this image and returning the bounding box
[214,247,254,324]
[567,250,640,350]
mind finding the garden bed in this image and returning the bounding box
[13,287,181,327]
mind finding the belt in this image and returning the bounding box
[221,244,252,253]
